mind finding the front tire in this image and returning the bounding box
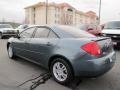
[0,33,3,39]
[50,58,73,85]
[8,44,15,59]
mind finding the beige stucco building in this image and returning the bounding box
[25,2,98,26]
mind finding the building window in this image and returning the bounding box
[25,9,29,24]
[67,8,73,12]
[33,8,36,24]
[80,19,83,23]
[55,20,57,24]
[55,13,57,17]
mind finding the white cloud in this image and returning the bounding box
[101,0,120,23]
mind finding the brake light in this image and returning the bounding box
[81,41,101,56]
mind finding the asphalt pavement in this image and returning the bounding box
[0,39,120,90]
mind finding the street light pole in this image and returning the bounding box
[98,0,101,24]
[46,0,48,24]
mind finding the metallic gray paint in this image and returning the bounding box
[7,25,116,77]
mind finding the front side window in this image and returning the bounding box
[20,27,35,38]
[34,27,50,38]
[48,31,58,38]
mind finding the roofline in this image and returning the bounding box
[24,2,75,9]
[24,2,97,18]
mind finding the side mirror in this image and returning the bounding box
[15,32,20,39]
[17,30,19,33]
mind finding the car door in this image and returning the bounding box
[28,26,59,67]
[13,27,36,59]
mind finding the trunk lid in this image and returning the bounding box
[90,37,113,57]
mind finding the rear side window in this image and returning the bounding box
[34,27,50,38]
[58,26,96,38]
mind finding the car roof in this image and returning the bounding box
[27,24,68,29]
[28,24,51,27]
[22,24,95,38]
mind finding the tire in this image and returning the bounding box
[117,43,120,49]
[50,58,73,85]
[7,44,15,59]
[0,33,3,39]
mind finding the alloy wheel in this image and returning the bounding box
[53,62,68,82]
[8,46,13,58]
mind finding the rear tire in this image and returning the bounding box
[7,44,15,59]
[117,43,120,48]
[50,58,73,85]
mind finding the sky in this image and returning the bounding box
[0,0,120,24]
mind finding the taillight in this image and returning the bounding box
[81,41,101,56]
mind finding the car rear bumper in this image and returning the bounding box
[72,51,116,77]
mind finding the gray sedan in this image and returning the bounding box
[7,25,116,85]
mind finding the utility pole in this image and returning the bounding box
[98,0,101,24]
[46,0,48,24]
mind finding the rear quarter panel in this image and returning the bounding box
[48,38,95,67]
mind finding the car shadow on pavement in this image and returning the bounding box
[13,57,83,90]
[10,57,117,90]
[13,57,47,73]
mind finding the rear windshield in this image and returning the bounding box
[58,26,96,38]
[104,21,120,29]
[79,24,96,30]
[78,24,88,30]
